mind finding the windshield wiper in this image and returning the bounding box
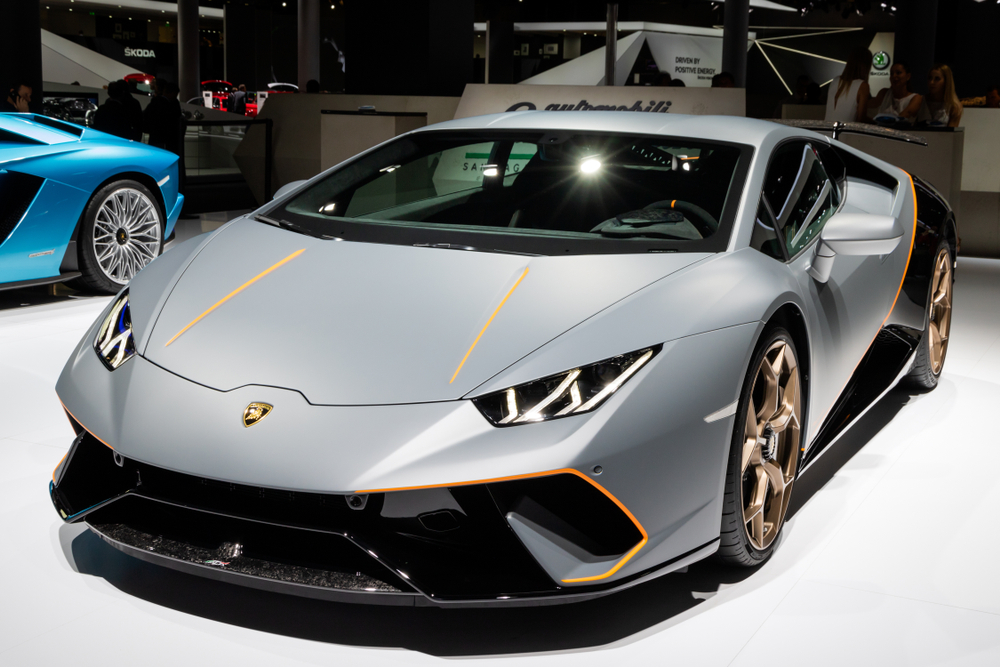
[255,214,341,240]
[597,229,689,240]
[413,243,539,257]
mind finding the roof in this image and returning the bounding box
[418,111,804,147]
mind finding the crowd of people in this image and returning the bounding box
[825,47,964,128]
[91,78,182,153]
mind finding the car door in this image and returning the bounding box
[756,139,908,451]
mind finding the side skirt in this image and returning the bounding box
[0,272,82,292]
[800,325,919,471]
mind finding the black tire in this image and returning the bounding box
[72,179,164,294]
[718,326,802,567]
[905,241,954,391]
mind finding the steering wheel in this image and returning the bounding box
[644,200,718,238]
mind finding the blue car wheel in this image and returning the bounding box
[74,179,164,293]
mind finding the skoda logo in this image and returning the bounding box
[873,51,891,71]
[243,402,273,427]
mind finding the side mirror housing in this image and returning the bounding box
[808,213,904,283]
[272,179,308,201]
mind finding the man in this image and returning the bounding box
[93,80,134,139]
[144,78,182,154]
[228,84,247,115]
[1,79,32,113]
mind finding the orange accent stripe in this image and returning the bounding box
[813,172,919,439]
[164,248,306,347]
[449,267,529,384]
[59,399,113,450]
[53,453,67,484]
[356,467,647,583]
[670,199,677,208]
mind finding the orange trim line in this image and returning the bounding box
[449,267,529,384]
[164,248,306,347]
[58,399,113,451]
[812,172,919,442]
[52,453,67,484]
[356,467,648,584]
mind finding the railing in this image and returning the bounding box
[178,118,273,202]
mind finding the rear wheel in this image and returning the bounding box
[74,180,163,294]
[718,328,802,567]
[905,242,954,390]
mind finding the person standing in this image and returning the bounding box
[228,84,248,115]
[870,62,922,124]
[93,81,134,139]
[144,78,183,154]
[921,64,963,127]
[825,47,872,123]
[1,79,32,113]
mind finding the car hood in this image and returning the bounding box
[141,218,709,405]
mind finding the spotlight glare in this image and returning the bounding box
[580,158,602,174]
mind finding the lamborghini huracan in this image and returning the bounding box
[50,113,955,606]
[0,113,183,294]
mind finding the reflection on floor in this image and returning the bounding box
[1,256,1000,665]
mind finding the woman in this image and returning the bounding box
[825,47,872,123]
[871,62,922,124]
[921,64,963,127]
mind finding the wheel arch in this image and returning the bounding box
[760,301,812,454]
[64,172,167,246]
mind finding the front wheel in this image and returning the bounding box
[718,327,803,567]
[74,180,163,294]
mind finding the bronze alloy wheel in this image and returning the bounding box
[928,246,953,375]
[741,339,802,551]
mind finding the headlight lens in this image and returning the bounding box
[94,291,135,370]
[472,345,660,426]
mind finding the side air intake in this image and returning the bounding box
[0,171,45,246]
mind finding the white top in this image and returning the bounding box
[825,77,864,122]
[876,90,918,117]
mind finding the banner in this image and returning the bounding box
[454,83,745,119]
[645,33,723,87]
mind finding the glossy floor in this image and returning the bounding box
[1,255,999,666]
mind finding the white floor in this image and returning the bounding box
[2,258,1000,666]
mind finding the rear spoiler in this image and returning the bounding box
[773,120,928,147]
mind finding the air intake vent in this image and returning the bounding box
[0,171,44,246]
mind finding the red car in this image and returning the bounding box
[124,72,154,96]
[201,79,234,111]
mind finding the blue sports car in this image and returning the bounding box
[0,113,183,293]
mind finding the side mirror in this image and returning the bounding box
[808,213,904,283]
[272,179,308,201]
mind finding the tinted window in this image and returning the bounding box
[762,141,841,258]
[276,131,753,256]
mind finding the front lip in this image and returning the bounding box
[50,429,712,606]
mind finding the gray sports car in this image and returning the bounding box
[50,112,955,606]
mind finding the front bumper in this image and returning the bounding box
[51,431,716,607]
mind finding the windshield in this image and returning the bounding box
[273,130,752,255]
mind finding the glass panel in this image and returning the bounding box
[751,197,784,261]
[765,142,840,258]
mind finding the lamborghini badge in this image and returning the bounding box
[243,402,273,427]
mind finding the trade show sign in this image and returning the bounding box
[454,83,745,119]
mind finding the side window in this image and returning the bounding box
[750,197,785,261]
[762,141,842,258]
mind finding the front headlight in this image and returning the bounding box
[472,345,660,426]
[94,291,135,370]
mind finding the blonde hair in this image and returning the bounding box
[930,64,961,117]
[835,47,872,104]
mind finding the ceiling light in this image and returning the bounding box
[580,158,602,174]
